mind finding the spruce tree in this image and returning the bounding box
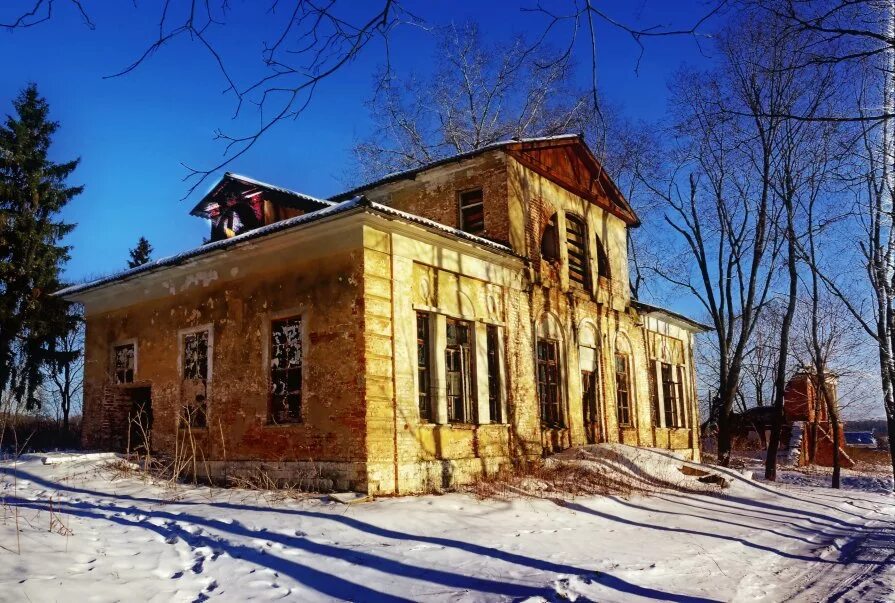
[127,236,153,268]
[0,84,81,409]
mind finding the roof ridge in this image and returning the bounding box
[330,133,582,201]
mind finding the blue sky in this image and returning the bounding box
[0,1,724,283]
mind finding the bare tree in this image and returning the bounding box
[45,309,84,433]
[354,22,592,180]
[0,1,725,195]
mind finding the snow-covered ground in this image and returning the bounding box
[0,448,892,603]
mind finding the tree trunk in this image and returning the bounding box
[717,379,738,466]
[765,205,798,482]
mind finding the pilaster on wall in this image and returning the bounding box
[362,227,398,495]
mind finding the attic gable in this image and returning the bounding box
[505,138,640,227]
[190,173,333,242]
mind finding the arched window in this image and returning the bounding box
[541,213,559,261]
[595,236,610,280]
[566,214,589,287]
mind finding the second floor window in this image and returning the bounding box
[270,316,303,424]
[616,353,631,426]
[446,318,476,423]
[459,188,485,235]
[566,214,589,287]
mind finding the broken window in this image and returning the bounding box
[595,236,610,280]
[417,312,432,422]
[183,330,209,381]
[662,362,679,428]
[181,329,210,428]
[486,325,502,423]
[446,318,476,423]
[113,342,136,384]
[677,365,689,428]
[582,369,599,444]
[649,360,661,426]
[616,353,631,426]
[566,214,589,287]
[270,316,302,424]
[459,188,485,235]
[541,213,559,261]
[537,339,563,427]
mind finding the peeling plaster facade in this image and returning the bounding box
[65,136,707,495]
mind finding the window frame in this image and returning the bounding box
[565,213,590,288]
[677,365,689,429]
[537,338,564,427]
[541,213,560,262]
[445,317,477,424]
[111,338,138,385]
[486,324,503,424]
[416,311,433,422]
[661,362,679,428]
[615,352,632,427]
[458,188,485,235]
[268,314,304,425]
[178,324,213,429]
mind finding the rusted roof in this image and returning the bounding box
[58,197,518,299]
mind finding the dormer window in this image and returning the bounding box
[566,214,589,287]
[459,188,484,235]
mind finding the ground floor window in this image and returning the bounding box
[113,342,136,384]
[486,325,502,423]
[677,365,689,428]
[269,316,303,424]
[537,339,563,427]
[417,312,432,422]
[446,318,476,423]
[615,353,631,426]
[649,360,660,425]
[181,328,210,428]
[661,362,679,428]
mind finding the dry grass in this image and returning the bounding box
[464,458,640,500]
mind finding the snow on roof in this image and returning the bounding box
[189,172,334,218]
[632,300,712,333]
[224,173,336,207]
[58,197,515,299]
[330,134,581,201]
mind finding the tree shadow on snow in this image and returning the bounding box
[2,466,719,602]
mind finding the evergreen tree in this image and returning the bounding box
[127,236,153,268]
[0,84,81,409]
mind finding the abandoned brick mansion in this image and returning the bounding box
[61,135,708,494]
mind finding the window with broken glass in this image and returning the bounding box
[615,353,631,426]
[269,316,303,424]
[566,214,590,288]
[459,188,485,235]
[416,312,432,422]
[537,339,563,427]
[486,325,502,423]
[677,365,689,428]
[445,318,476,423]
[181,329,209,428]
[113,343,135,384]
[661,362,679,428]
